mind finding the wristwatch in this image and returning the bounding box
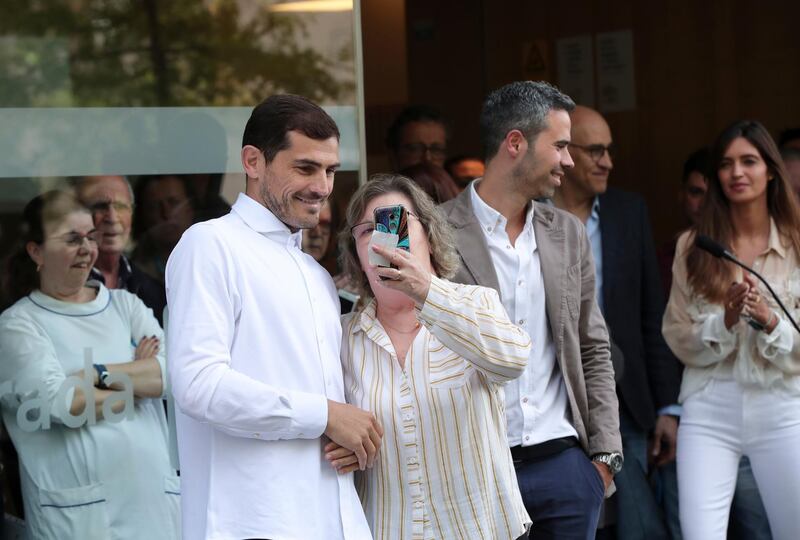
[93,363,111,390]
[592,452,624,475]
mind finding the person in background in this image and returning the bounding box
[663,120,800,540]
[399,162,460,204]
[779,147,800,198]
[0,190,178,539]
[386,105,449,171]
[131,174,195,285]
[302,199,336,265]
[658,148,710,295]
[329,173,531,539]
[445,154,486,189]
[553,105,681,539]
[441,80,622,539]
[74,175,166,323]
[181,173,230,223]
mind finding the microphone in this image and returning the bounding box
[695,235,734,261]
[695,235,800,335]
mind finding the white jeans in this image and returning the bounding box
[677,378,800,540]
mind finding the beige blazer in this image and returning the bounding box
[440,188,622,456]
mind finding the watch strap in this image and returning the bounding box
[93,363,109,389]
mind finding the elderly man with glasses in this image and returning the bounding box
[74,175,166,322]
[551,106,683,539]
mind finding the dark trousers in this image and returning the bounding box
[615,407,670,539]
[515,446,605,539]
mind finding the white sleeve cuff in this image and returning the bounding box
[700,312,738,357]
[758,316,793,359]
[289,390,329,439]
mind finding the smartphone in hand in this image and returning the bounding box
[372,204,410,273]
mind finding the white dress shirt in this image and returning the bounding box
[166,193,371,540]
[470,183,577,447]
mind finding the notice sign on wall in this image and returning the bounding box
[556,30,637,112]
[596,30,637,112]
[555,35,595,107]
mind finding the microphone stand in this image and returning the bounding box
[720,252,800,335]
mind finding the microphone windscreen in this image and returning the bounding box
[695,235,727,258]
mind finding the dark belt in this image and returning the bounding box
[510,436,579,464]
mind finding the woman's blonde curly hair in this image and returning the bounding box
[338,173,460,301]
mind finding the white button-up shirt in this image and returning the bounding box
[166,193,371,540]
[470,183,577,447]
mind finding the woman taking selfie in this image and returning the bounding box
[327,174,531,540]
[663,121,800,539]
[0,191,179,539]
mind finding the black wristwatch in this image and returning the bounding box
[93,363,111,389]
[592,452,624,475]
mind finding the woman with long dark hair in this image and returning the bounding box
[663,120,800,539]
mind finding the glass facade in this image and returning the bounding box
[0,1,364,537]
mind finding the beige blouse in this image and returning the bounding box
[341,276,532,540]
[662,222,800,402]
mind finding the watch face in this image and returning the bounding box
[610,454,623,473]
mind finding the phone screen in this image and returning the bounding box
[373,204,410,265]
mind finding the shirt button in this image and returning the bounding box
[518,280,525,286]
[522,397,528,404]
[414,501,423,508]
[253,433,261,438]
[518,319,526,325]
[487,227,493,233]
[506,244,512,249]
[407,457,417,465]
[524,435,530,442]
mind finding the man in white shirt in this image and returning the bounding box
[441,81,622,539]
[166,94,381,540]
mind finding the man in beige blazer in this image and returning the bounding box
[440,81,622,539]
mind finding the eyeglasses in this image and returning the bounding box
[350,211,418,241]
[398,143,447,159]
[569,143,615,162]
[49,231,99,248]
[88,200,134,215]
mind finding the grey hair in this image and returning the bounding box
[480,80,575,161]
[338,173,460,301]
[72,175,135,205]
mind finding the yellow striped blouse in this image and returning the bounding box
[341,276,532,540]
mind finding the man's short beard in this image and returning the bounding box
[259,181,321,231]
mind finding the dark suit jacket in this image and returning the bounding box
[597,187,682,431]
[440,188,622,456]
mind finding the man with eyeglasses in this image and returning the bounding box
[385,105,449,170]
[552,106,682,539]
[74,175,166,322]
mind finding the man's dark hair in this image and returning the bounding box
[781,146,800,162]
[778,128,800,149]
[682,147,710,183]
[479,81,575,161]
[385,105,448,151]
[242,94,340,162]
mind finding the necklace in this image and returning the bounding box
[379,317,421,334]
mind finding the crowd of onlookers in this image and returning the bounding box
[0,84,799,540]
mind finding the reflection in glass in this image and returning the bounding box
[0,192,179,539]
[0,0,355,107]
